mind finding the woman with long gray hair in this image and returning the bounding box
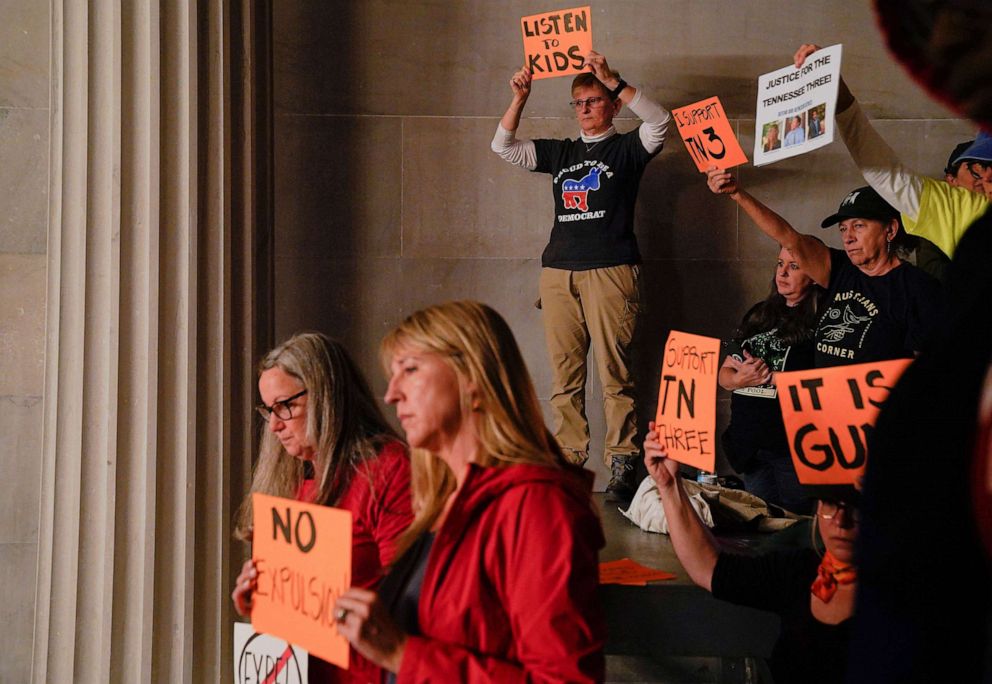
[231,332,413,683]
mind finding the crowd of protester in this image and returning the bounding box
[230,29,992,684]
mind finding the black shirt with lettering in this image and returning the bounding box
[533,128,658,270]
[814,249,940,367]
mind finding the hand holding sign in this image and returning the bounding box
[509,66,533,103]
[644,420,681,490]
[334,587,407,675]
[521,6,592,80]
[251,493,353,669]
[583,50,619,88]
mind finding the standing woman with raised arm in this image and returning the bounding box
[492,51,672,503]
[706,169,941,366]
[230,333,413,683]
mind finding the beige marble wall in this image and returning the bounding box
[272,1,975,486]
[0,0,49,680]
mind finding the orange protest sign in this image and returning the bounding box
[521,6,592,81]
[655,330,721,473]
[671,96,748,171]
[776,359,912,485]
[599,558,677,585]
[251,493,352,669]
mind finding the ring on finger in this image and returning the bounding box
[334,607,350,623]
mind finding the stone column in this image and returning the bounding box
[32,1,270,681]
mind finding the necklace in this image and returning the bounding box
[584,140,601,153]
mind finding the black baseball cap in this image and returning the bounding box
[820,186,899,228]
[804,484,861,507]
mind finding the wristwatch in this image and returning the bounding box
[609,77,628,98]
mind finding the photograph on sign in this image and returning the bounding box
[776,358,911,485]
[753,43,842,166]
[520,6,592,80]
[251,493,353,669]
[672,96,748,171]
[233,622,308,684]
[654,330,721,473]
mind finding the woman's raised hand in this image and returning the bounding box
[644,421,680,491]
[706,167,739,196]
[794,43,823,69]
[510,66,533,102]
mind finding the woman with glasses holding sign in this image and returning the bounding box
[231,332,413,683]
[331,301,605,683]
[644,431,859,683]
[491,50,672,504]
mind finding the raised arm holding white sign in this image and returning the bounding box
[754,43,842,166]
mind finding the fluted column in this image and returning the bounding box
[33,1,270,681]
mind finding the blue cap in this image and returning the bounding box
[951,130,992,165]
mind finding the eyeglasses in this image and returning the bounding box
[256,389,307,421]
[818,500,860,523]
[569,96,606,110]
[965,161,991,181]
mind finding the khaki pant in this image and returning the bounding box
[539,265,640,466]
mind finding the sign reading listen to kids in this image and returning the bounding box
[776,359,911,485]
[754,43,843,166]
[521,6,592,80]
[672,96,748,171]
[251,493,353,669]
[655,330,720,473]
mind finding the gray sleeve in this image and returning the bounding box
[835,101,924,221]
[626,88,671,155]
[491,124,538,170]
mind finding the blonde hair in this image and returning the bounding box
[381,301,565,551]
[234,332,400,541]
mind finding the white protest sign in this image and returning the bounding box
[233,622,308,684]
[753,44,842,166]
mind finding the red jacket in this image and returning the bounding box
[398,463,606,683]
[299,440,413,684]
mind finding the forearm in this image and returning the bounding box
[835,97,923,220]
[626,88,671,154]
[657,477,719,591]
[500,96,527,133]
[491,124,537,169]
[718,365,740,391]
[731,189,801,249]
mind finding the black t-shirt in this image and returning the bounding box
[712,548,850,684]
[814,249,941,367]
[533,128,657,270]
[723,320,815,464]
